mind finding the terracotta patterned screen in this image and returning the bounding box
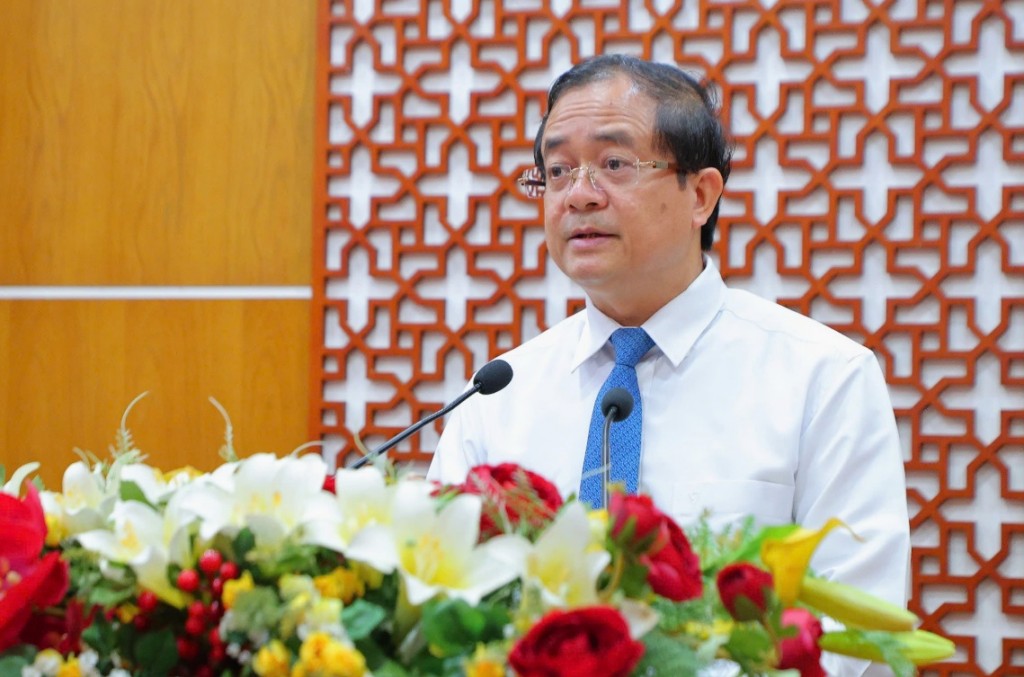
[312,1,1024,673]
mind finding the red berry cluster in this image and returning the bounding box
[133,549,242,676]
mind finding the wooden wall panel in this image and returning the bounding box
[314,2,1022,674]
[0,300,311,489]
[0,0,314,286]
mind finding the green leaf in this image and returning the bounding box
[82,614,118,655]
[724,624,776,674]
[721,525,801,566]
[634,630,704,675]
[369,660,412,677]
[119,480,151,505]
[420,598,508,658]
[0,654,32,677]
[343,599,388,641]
[231,527,256,561]
[618,558,653,598]
[651,597,714,633]
[133,628,178,676]
[355,636,416,677]
[87,584,137,608]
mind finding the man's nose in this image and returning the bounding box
[565,166,606,209]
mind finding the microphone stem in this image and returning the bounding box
[601,407,617,509]
[351,384,482,468]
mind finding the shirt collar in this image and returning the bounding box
[571,256,726,370]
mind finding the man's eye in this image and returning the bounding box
[604,157,630,172]
[547,165,568,179]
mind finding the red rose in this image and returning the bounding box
[0,483,71,652]
[0,483,47,572]
[608,494,666,553]
[508,606,645,677]
[640,516,703,602]
[459,464,563,538]
[777,608,825,677]
[19,599,97,654]
[716,563,774,621]
[0,552,70,652]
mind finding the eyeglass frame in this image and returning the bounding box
[516,157,680,199]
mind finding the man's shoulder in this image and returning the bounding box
[721,288,869,361]
[499,310,586,363]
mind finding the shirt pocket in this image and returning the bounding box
[670,480,795,530]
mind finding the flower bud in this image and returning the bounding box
[799,577,917,632]
[777,608,825,677]
[819,629,956,666]
[608,493,665,554]
[716,563,774,621]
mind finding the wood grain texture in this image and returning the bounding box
[0,300,311,489]
[0,0,315,285]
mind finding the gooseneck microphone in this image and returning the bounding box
[349,359,513,469]
[600,387,634,508]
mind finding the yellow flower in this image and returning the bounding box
[45,513,67,547]
[115,603,139,624]
[253,640,292,677]
[586,508,610,552]
[464,644,506,677]
[314,567,365,604]
[760,518,849,604]
[55,655,81,677]
[161,466,202,482]
[683,618,735,640]
[294,632,366,677]
[222,570,255,610]
[350,561,384,590]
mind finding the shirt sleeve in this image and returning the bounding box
[425,398,481,485]
[795,351,911,677]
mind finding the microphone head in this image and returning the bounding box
[601,387,634,421]
[473,359,514,395]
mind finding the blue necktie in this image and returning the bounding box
[579,328,655,508]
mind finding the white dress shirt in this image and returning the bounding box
[428,258,909,675]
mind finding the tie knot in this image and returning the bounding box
[609,328,654,367]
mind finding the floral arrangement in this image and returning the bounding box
[0,411,954,676]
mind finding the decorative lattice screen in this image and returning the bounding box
[312,1,1024,674]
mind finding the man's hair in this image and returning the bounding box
[533,54,733,251]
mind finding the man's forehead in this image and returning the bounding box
[541,126,645,155]
[541,77,656,154]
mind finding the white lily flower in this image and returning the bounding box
[77,500,186,607]
[345,483,518,606]
[120,463,197,505]
[301,466,398,553]
[176,453,336,551]
[492,501,609,609]
[44,461,116,536]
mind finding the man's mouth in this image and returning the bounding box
[570,229,612,240]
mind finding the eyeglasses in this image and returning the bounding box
[517,156,679,199]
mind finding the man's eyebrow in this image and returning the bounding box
[542,128,639,156]
[542,135,566,155]
[593,130,636,146]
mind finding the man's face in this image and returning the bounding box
[540,75,716,325]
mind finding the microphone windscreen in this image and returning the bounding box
[601,387,634,421]
[473,359,514,395]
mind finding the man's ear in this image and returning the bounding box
[691,168,725,228]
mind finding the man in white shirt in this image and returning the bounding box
[427,55,909,674]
